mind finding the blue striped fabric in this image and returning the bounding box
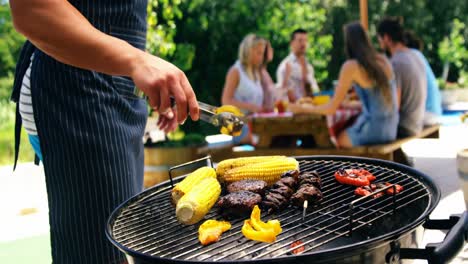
[12,1,149,263]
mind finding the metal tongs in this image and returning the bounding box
[170,97,245,136]
[197,101,245,136]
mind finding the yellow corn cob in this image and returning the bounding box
[171,166,216,205]
[216,156,287,178]
[176,177,221,225]
[222,157,299,185]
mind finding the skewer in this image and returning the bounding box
[302,200,308,222]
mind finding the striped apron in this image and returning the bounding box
[11,1,148,263]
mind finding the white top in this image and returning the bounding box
[19,56,36,135]
[232,61,264,113]
[276,53,319,100]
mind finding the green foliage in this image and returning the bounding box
[438,19,467,69]
[257,0,332,83]
[147,0,195,71]
[0,3,25,101]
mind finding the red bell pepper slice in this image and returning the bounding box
[385,182,404,195]
[334,168,376,187]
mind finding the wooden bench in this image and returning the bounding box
[208,125,440,165]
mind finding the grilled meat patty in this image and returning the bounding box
[218,191,262,217]
[226,180,268,196]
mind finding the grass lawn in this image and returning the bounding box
[0,234,51,264]
[0,101,35,166]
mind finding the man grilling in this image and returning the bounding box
[9,0,199,263]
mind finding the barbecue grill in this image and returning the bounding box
[106,156,468,264]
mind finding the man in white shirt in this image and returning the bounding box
[276,29,319,102]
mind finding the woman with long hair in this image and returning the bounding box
[289,22,399,147]
[221,34,266,143]
[222,34,266,113]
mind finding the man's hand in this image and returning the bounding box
[130,52,199,130]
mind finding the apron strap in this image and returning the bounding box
[13,103,22,171]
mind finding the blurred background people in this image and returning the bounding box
[403,30,443,124]
[378,17,427,137]
[276,29,319,103]
[221,34,266,144]
[260,40,276,112]
[289,22,398,148]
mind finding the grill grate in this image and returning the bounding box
[110,158,432,262]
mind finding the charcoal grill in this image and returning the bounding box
[106,156,468,264]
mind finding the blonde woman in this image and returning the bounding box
[222,34,266,114]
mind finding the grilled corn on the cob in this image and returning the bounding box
[216,156,287,178]
[171,166,216,205]
[222,157,299,185]
[176,177,221,225]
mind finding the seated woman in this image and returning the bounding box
[289,22,398,148]
[221,34,266,144]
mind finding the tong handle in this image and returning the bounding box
[169,96,217,117]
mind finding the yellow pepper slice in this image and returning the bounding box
[241,205,282,243]
[198,220,231,246]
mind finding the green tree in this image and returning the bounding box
[0,2,25,101]
[438,19,468,82]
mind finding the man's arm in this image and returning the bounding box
[10,0,198,124]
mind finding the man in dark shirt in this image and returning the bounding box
[377,17,427,137]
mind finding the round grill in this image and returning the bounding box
[107,156,440,263]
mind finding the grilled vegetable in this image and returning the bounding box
[334,168,376,187]
[241,205,282,243]
[215,105,244,117]
[176,177,221,225]
[216,156,287,178]
[354,182,403,198]
[222,157,299,185]
[385,182,404,195]
[198,220,231,246]
[171,166,217,205]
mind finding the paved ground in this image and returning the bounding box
[0,125,467,264]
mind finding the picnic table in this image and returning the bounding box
[250,109,361,148]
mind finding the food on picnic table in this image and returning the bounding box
[334,168,376,187]
[176,177,221,225]
[216,156,287,177]
[262,170,299,212]
[297,95,330,105]
[291,171,323,206]
[171,166,217,205]
[227,179,268,196]
[220,157,300,186]
[241,205,282,243]
[354,182,404,198]
[198,219,231,246]
[218,191,263,217]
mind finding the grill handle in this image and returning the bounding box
[398,211,468,264]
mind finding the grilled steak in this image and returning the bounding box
[298,171,322,189]
[227,180,268,196]
[291,185,323,206]
[262,170,299,212]
[218,191,262,217]
[291,171,323,207]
